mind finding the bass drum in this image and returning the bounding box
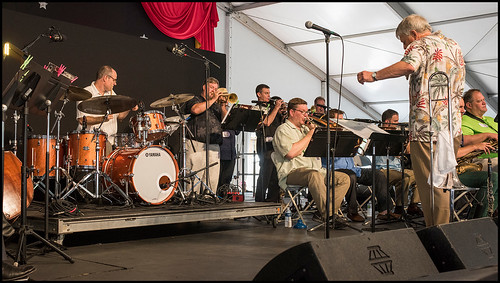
[3,151,34,221]
[103,145,179,205]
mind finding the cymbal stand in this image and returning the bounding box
[170,104,189,203]
[62,110,132,205]
[9,110,20,155]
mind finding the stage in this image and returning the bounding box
[24,198,281,244]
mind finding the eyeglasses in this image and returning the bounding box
[107,75,117,83]
[293,108,308,115]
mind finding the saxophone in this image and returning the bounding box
[456,138,497,175]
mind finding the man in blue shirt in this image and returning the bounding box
[327,109,400,221]
[375,109,422,216]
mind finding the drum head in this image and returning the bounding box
[131,146,178,204]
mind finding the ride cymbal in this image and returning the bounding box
[78,95,137,115]
[150,93,194,108]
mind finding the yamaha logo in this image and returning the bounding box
[145,152,161,157]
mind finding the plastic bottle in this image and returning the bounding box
[285,207,292,228]
[366,201,372,218]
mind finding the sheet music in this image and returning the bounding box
[336,119,388,140]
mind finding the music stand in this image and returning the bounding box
[362,132,407,232]
[3,56,74,264]
[304,129,364,233]
[222,104,266,201]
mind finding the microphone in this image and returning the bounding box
[251,100,270,106]
[352,118,381,124]
[315,104,328,110]
[166,43,186,57]
[48,26,66,42]
[305,21,340,37]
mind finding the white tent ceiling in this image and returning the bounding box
[218,2,498,121]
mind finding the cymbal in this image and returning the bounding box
[164,114,191,124]
[150,93,194,108]
[78,95,137,115]
[61,86,92,101]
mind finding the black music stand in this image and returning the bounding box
[4,57,74,264]
[362,132,409,232]
[304,129,363,233]
[222,104,264,201]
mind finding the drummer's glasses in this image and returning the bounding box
[107,75,117,83]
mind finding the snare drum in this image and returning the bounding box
[102,145,179,204]
[66,130,107,169]
[130,110,168,142]
[27,135,64,178]
[114,133,139,148]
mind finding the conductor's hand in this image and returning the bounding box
[357,71,375,85]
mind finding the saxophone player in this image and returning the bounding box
[461,89,498,172]
[457,97,498,218]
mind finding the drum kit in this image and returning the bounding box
[19,86,198,206]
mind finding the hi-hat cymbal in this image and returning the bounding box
[78,95,137,115]
[61,86,92,101]
[164,114,191,124]
[150,93,194,108]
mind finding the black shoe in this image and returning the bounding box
[2,261,36,281]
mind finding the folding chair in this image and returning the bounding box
[452,187,481,221]
[274,185,315,227]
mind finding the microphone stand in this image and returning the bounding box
[178,43,221,201]
[324,31,333,238]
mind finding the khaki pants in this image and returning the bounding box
[185,140,220,194]
[380,168,420,206]
[410,137,460,227]
[286,168,349,218]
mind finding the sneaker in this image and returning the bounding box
[312,211,324,223]
[333,216,348,229]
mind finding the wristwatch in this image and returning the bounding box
[372,72,378,81]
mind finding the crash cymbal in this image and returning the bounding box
[60,86,92,101]
[78,95,137,115]
[150,93,194,108]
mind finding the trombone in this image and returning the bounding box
[217,88,238,104]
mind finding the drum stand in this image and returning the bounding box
[62,110,132,206]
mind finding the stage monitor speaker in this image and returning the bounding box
[254,228,438,281]
[416,217,498,273]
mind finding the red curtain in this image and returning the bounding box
[141,2,219,52]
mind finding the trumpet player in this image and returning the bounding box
[457,97,498,218]
[184,77,226,194]
[254,84,284,203]
[461,89,498,173]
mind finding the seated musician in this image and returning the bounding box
[375,109,423,217]
[325,109,400,221]
[461,89,498,173]
[271,98,350,228]
[457,97,498,218]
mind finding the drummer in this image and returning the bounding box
[76,65,138,155]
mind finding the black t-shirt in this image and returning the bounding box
[185,95,223,145]
[256,111,284,153]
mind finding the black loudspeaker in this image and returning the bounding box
[254,228,438,281]
[416,217,498,273]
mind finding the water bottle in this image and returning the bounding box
[285,207,292,228]
[366,201,372,218]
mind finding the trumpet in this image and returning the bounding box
[217,88,238,104]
